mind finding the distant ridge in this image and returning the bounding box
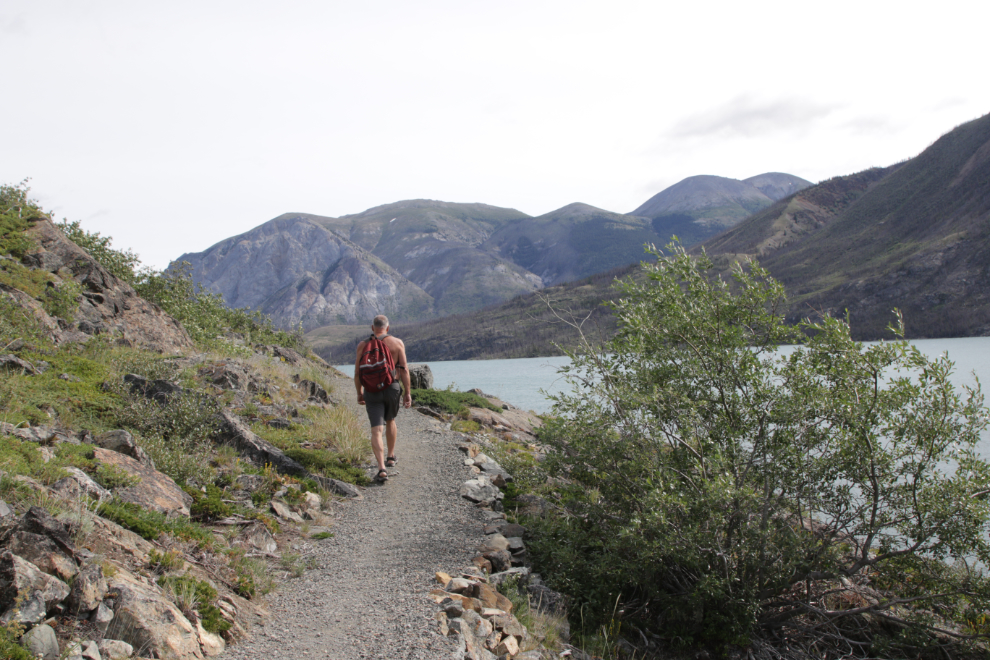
[701,112,990,338]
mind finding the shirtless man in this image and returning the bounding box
[354,315,412,481]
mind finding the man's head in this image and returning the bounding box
[372,315,389,335]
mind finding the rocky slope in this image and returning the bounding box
[701,112,990,338]
[175,215,435,331]
[177,173,810,331]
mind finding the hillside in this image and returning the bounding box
[307,264,638,364]
[0,186,384,658]
[631,173,812,249]
[703,113,990,338]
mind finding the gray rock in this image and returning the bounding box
[528,583,567,616]
[506,537,526,553]
[408,364,433,390]
[240,522,278,554]
[483,550,513,573]
[3,530,78,582]
[81,640,102,660]
[295,378,330,403]
[21,623,59,660]
[269,500,303,523]
[312,475,363,500]
[479,533,510,552]
[267,417,292,429]
[98,639,134,659]
[234,474,264,492]
[89,601,114,634]
[219,411,308,478]
[92,448,192,517]
[0,588,47,626]
[0,499,12,517]
[67,563,107,614]
[488,567,531,589]
[51,466,110,501]
[460,477,501,506]
[107,569,202,659]
[92,430,155,469]
[0,353,36,374]
[0,549,71,611]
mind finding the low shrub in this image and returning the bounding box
[186,484,232,522]
[158,575,231,635]
[284,448,370,486]
[97,499,215,548]
[410,388,501,415]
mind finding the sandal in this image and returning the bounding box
[385,455,397,467]
[375,468,389,482]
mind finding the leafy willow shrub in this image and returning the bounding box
[532,244,990,657]
[0,181,42,259]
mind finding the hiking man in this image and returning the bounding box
[354,314,412,482]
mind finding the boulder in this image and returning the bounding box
[0,588,47,626]
[408,364,433,390]
[479,533,510,553]
[0,353,36,374]
[2,530,78,582]
[312,475,362,500]
[16,506,75,555]
[86,516,153,564]
[460,477,501,506]
[106,568,204,659]
[89,601,114,634]
[528,583,567,616]
[80,640,102,660]
[199,362,251,391]
[21,623,60,660]
[51,466,110,502]
[92,430,155,469]
[239,522,277,554]
[92,448,192,517]
[272,346,303,365]
[0,549,71,612]
[0,500,13,518]
[495,635,519,657]
[295,378,330,404]
[482,550,512,573]
[197,619,226,656]
[512,494,548,517]
[67,562,107,614]
[269,500,303,523]
[219,411,307,478]
[234,474,264,492]
[488,567,531,589]
[506,537,526,553]
[470,582,513,613]
[446,577,473,594]
[97,639,134,659]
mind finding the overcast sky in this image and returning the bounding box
[2,0,988,269]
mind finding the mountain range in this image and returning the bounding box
[304,112,990,362]
[177,172,805,330]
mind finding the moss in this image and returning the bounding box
[310,531,334,540]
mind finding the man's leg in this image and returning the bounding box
[385,419,398,460]
[370,424,386,472]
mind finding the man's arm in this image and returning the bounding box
[394,339,413,408]
[354,341,366,405]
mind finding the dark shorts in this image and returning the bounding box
[365,381,402,427]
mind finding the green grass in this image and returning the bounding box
[310,531,334,540]
[158,575,231,635]
[97,499,216,548]
[410,389,502,414]
[284,448,370,486]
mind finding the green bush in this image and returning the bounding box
[410,388,501,415]
[158,575,231,634]
[186,484,232,522]
[532,244,990,656]
[97,499,215,547]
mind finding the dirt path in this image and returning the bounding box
[221,376,487,660]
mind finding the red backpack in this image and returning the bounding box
[358,334,396,393]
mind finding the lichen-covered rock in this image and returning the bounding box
[408,364,433,390]
[21,623,60,660]
[92,447,192,516]
[2,530,78,582]
[92,430,155,469]
[219,411,307,478]
[67,563,107,614]
[51,466,110,502]
[0,549,71,612]
[106,568,203,659]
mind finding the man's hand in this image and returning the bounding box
[357,392,366,405]
[403,393,412,409]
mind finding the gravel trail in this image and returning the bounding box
[222,377,486,660]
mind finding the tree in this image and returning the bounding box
[531,244,990,657]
